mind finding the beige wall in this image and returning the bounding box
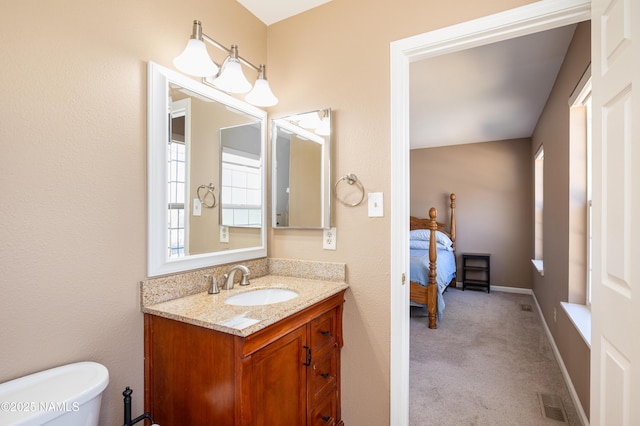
[531,20,591,417]
[410,139,533,289]
[0,0,543,425]
[0,1,266,424]
[267,1,536,424]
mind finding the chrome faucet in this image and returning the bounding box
[205,274,219,294]
[223,265,250,290]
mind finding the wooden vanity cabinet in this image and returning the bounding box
[144,290,345,426]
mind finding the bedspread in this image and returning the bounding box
[410,247,456,319]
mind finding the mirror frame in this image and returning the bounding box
[271,109,332,229]
[147,61,267,277]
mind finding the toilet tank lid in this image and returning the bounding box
[0,361,109,424]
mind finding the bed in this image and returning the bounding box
[410,193,457,329]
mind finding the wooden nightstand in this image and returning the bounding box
[462,253,491,293]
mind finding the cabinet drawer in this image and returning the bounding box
[310,392,338,426]
[310,309,336,351]
[311,348,337,402]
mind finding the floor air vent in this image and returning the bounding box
[520,304,532,311]
[538,393,568,423]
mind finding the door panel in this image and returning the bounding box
[591,0,639,424]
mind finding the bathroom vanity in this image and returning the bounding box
[143,275,347,425]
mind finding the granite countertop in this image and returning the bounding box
[142,275,348,337]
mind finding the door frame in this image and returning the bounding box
[389,0,591,423]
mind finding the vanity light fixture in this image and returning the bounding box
[292,109,330,136]
[173,20,278,107]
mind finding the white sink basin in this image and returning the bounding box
[225,288,298,306]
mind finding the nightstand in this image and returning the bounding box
[462,253,491,293]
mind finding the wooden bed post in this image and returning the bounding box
[449,193,456,252]
[427,207,438,329]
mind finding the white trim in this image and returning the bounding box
[561,302,592,348]
[147,62,267,277]
[568,65,592,106]
[532,293,590,425]
[531,259,545,276]
[491,285,533,295]
[389,1,591,424]
[389,31,412,426]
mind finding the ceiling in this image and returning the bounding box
[237,0,332,25]
[237,2,577,151]
[410,24,577,150]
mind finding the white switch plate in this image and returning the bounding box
[323,227,337,250]
[368,192,384,217]
[192,198,202,216]
[220,225,229,243]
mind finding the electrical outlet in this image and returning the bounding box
[323,227,337,250]
[553,307,557,323]
[220,225,229,243]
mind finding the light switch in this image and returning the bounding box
[368,192,383,217]
[193,198,202,216]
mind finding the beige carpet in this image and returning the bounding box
[409,288,582,425]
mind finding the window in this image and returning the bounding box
[220,147,262,227]
[562,77,592,346]
[533,145,544,275]
[168,139,186,257]
[168,106,188,259]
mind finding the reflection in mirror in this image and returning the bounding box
[272,109,331,229]
[220,123,262,228]
[148,62,266,277]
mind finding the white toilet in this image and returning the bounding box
[0,361,109,426]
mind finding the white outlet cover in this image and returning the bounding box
[220,225,229,243]
[323,227,336,250]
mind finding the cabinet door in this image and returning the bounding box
[250,325,308,425]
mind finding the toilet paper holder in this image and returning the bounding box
[122,386,158,426]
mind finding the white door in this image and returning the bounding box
[590,0,640,424]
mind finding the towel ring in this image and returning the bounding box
[197,184,216,208]
[334,173,365,207]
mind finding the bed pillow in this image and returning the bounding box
[410,229,453,249]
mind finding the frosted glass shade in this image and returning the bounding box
[173,39,219,77]
[213,59,252,94]
[316,116,330,135]
[298,112,322,129]
[246,79,278,107]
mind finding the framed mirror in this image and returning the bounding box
[271,109,332,229]
[148,62,267,277]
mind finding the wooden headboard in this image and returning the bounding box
[409,193,456,251]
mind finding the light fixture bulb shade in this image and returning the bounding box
[246,79,279,107]
[316,117,330,135]
[298,112,322,129]
[213,59,252,94]
[173,39,219,77]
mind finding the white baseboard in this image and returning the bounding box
[454,282,533,295]
[531,293,590,426]
[491,285,532,295]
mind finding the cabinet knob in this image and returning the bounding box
[321,372,330,379]
[321,330,330,336]
[322,415,332,422]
